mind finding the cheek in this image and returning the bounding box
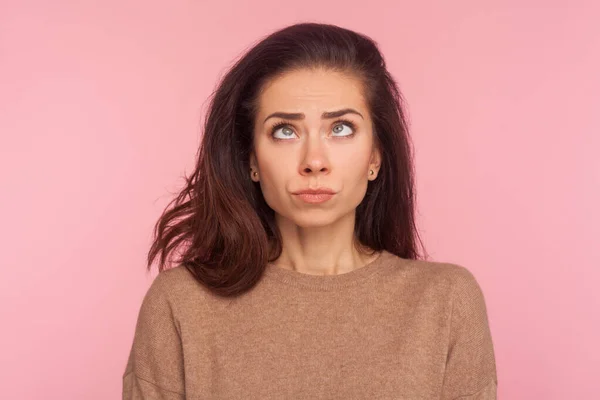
[335,147,372,202]
[255,153,290,204]
[337,144,372,174]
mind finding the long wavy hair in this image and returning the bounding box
[148,22,427,297]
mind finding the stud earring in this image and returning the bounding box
[369,169,374,175]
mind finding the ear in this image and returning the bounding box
[369,145,382,173]
[249,151,260,182]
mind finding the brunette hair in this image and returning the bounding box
[148,22,427,297]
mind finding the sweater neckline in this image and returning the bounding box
[262,250,397,290]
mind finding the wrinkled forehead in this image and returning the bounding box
[255,68,369,123]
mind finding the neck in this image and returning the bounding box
[272,212,378,276]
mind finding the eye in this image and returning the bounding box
[271,123,297,140]
[331,121,356,137]
[269,119,357,141]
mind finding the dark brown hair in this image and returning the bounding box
[148,22,427,297]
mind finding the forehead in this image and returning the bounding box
[256,68,368,115]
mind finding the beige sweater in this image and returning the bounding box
[123,250,497,399]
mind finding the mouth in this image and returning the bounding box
[292,190,336,204]
[292,188,336,195]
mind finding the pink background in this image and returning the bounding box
[1,1,598,398]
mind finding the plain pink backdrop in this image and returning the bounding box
[1,0,598,398]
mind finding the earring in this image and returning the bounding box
[253,171,258,178]
[369,169,374,175]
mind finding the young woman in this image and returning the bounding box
[123,22,497,399]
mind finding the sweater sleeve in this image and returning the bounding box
[123,271,186,400]
[441,266,498,400]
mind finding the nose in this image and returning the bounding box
[299,133,330,176]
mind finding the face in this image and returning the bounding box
[249,68,381,228]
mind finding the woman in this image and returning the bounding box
[123,22,497,399]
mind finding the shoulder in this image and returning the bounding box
[147,265,200,294]
[384,253,488,307]
[402,258,491,324]
[138,265,219,317]
[140,264,242,322]
[140,265,197,305]
[388,253,482,291]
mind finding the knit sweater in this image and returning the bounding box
[122,250,497,399]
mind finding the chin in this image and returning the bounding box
[288,212,340,228]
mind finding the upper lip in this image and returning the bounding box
[293,187,336,195]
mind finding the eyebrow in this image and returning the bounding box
[263,108,364,124]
